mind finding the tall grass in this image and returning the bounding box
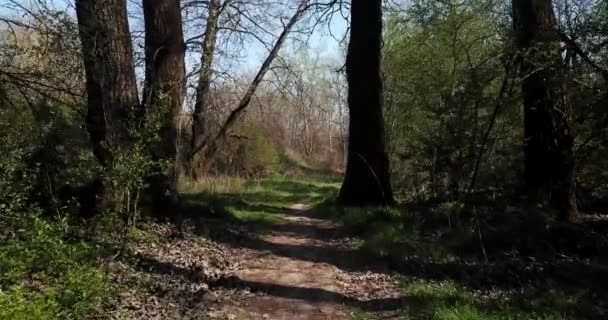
[180,175,260,194]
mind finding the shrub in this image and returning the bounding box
[214,121,280,176]
[0,215,109,320]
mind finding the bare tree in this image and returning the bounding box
[190,0,310,178]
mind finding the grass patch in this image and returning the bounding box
[320,195,608,265]
[319,205,452,262]
[129,226,163,244]
[230,208,285,226]
[350,308,376,320]
[278,152,343,183]
[314,191,608,319]
[179,172,340,228]
[180,175,252,194]
[402,279,577,320]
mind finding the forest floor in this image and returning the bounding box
[101,174,608,320]
[104,175,408,319]
[203,201,405,320]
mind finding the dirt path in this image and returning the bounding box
[205,203,407,320]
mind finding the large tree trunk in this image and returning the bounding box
[337,0,394,206]
[191,0,222,179]
[143,0,186,211]
[512,0,578,220]
[75,0,139,209]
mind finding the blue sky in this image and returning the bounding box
[209,3,349,74]
[1,0,348,82]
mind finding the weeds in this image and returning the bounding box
[402,278,575,320]
[181,175,249,194]
[0,215,110,320]
[180,173,339,227]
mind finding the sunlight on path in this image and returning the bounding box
[206,201,406,320]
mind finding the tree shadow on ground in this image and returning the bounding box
[173,178,608,317]
[132,252,586,318]
[262,222,342,240]
[131,252,408,312]
[180,178,339,214]
[178,178,341,238]
[179,194,608,295]
[212,276,409,312]
[256,179,340,197]
[211,276,583,318]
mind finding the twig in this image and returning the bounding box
[473,205,488,263]
[468,55,518,192]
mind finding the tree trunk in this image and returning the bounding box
[191,0,222,179]
[337,0,394,206]
[512,0,578,220]
[75,0,139,209]
[142,0,186,211]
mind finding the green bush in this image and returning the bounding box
[0,215,109,320]
[241,125,280,172]
[214,121,280,176]
[0,104,35,219]
[334,206,450,261]
[383,3,520,197]
[403,279,572,320]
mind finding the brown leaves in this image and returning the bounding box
[100,223,236,320]
[336,270,402,301]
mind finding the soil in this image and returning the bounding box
[104,203,408,319]
[204,203,407,320]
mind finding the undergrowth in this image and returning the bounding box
[402,278,576,320]
[0,214,110,320]
[318,198,608,319]
[180,172,340,227]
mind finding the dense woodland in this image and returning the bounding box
[1,0,608,319]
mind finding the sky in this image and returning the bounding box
[208,3,349,75]
[1,0,349,74]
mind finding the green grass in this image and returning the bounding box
[350,308,376,320]
[278,152,343,182]
[180,172,340,228]
[318,205,453,262]
[311,185,605,319]
[129,226,163,244]
[180,175,251,194]
[230,208,285,225]
[319,196,589,265]
[179,174,605,320]
[402,279,576,320]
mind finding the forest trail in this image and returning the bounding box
[206,202,407,320]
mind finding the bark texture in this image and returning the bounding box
[75,0,139,210]
[337,0,394,206]
[512,0,578,220]
[143,0,186,209]
[191,0,222,179]
[76,0,139,166]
